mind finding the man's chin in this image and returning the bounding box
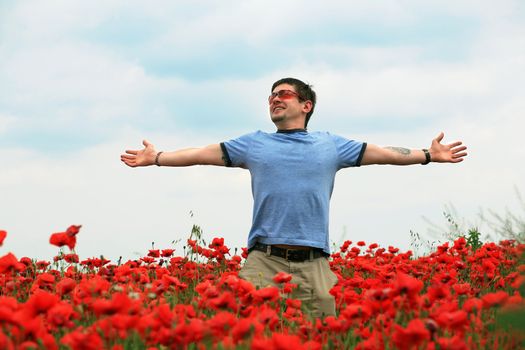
[271,115,285,123]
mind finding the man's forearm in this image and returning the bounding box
[361,144,430,166]
[382,147,429,165]
[156,148,201,166]
[156,144,225,167]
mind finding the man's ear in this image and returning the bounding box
[302,100,313,113]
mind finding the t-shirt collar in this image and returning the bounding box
[276,128,307,134]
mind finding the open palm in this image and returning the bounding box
[120,140,157,167]
[429,132,467,163]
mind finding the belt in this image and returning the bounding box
[249,243,328,262]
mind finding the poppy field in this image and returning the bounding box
[0,225,523,349]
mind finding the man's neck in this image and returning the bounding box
[273,120,306,131]
[276,128,307,133]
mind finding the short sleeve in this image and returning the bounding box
[221,132,256,168]
[330,133,367,168]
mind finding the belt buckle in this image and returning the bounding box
[285,249,293,261]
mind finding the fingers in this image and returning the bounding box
[445,147,467,163]
[447,141,463,148]
[120,154,136,160]
[451,145,467,153]
[121,140,151,167]
[434,132,445,143]
[453,151,468,159]
[120,156,136,167]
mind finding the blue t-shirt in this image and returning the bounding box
[221,130,366,254]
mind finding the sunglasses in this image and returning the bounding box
[268,89,302,104]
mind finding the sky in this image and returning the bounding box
[1,0,524,262]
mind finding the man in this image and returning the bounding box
[121,77,467,318]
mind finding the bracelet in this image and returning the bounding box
[155,151,163,166]
[421,149,431,165]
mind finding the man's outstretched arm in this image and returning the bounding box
[361,132,467,166]
[120,140,225,167]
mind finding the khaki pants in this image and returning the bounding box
[238,250,338,318]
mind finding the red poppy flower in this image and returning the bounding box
[0,230,6,246]
[66,225,81,235]
[208,311,237,337]
[147,249,160,258]
[272,333,304,350]
[251,336,273,350]
[452,236,467,250]
[286,299,302,310]
[323,315,347,333]
[340,240,352,253]
[0,330,14,350]
[19,256,33,267]
[172,318,207,345]
[252,286,280,303]
[392,318,430,350]
[436,310,469,331]
[427,284,451,302]
[350,247,361,255]
[282,282,298,294]
[161,274,187,290]
[208,291,237,311]
[64,254,79,263]
[0,297,18,325]
[47,302,76,328]
[56,278,76,296]
[90,292,132,317]
[273,271,293,284]
[392,272,423,299]
[463,298,483,313]
[49,225,81,250]
[256,306,279,329]
[481,291,509,308]
[232,317,262,343]
[452,283,471,295]
[209,237,224,248]
[61,328,104,350]
[34,272,56,290]
[49,232,76,250]
[25,290,60,317]
[340,303,372,323]
[436,335,468,350]
[161,249,175,257]
[388,246,400,254]
[0,252,25,273]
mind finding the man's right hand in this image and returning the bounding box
[121,140,157,167]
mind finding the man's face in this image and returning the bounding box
[269,83,308,125]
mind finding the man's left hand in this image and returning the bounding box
[429,132,467,163]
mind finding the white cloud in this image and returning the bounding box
[4,0,122,42]
[2,43,154,115]
[0,113,17,133]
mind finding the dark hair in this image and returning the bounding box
[271,77,316,128]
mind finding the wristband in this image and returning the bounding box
[421,149,431,165]
[155,151,163,166]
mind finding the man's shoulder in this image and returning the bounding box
[310,131,356,140]
[241,130,268,137]
[309,131,338,140]
[225,130,265,141]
